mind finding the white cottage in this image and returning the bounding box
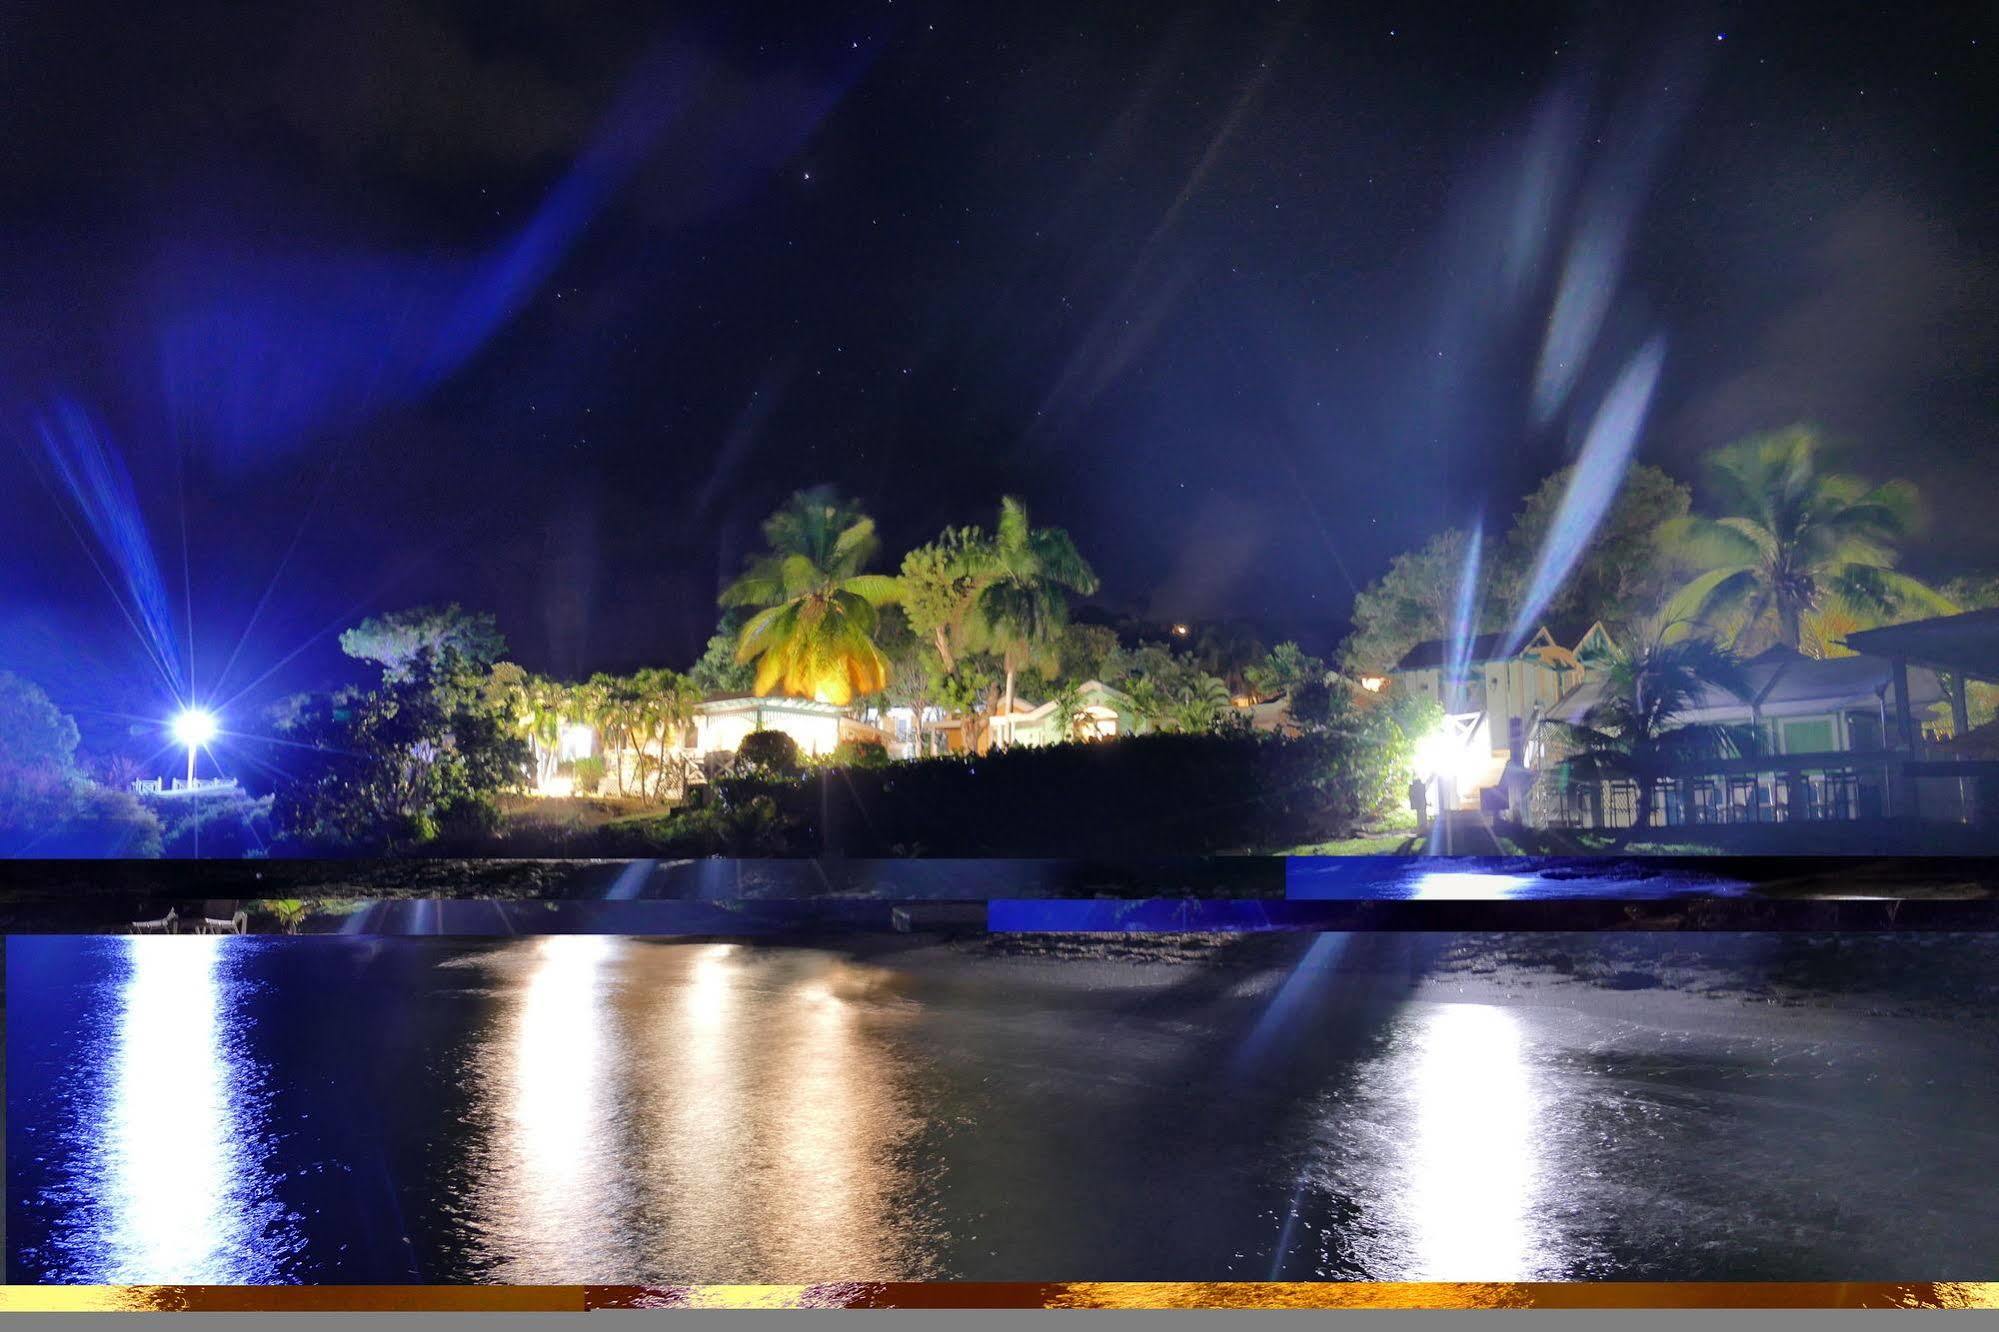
[1388,621,1612,806]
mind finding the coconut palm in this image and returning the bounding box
[1659,427,1954,656]
[720,488,901,706]
[1547,623,1755,845]
[963,497,1100,732]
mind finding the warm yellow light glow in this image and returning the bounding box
[1360,675,1387,693]
[496,935,619,1283]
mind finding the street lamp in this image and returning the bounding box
[171,706,217,786]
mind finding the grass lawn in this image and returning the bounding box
[1280,831,1420,855]
[496,794,659,833]
[1279,810,1422,855]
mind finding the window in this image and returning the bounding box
[1780,718,1836,755]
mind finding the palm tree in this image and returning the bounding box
[1118,675,1168,733]
[582,672,640,796]
[1048,681,1089,741]
[897,525,990,673]
[720,488,902,706]
[1165,672,1234,733]
[630,667,699,801]
[1547,624,1754,845]
[1659,427,1953,656]
[964,497,1100,733]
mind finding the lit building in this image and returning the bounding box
[526,693,877,798]
[984,679,1143,749]
[1387,621,1613,808]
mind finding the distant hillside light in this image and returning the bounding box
[171,706,218,785]
[1172,624,1190,636]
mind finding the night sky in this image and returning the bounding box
[1,1,1992,748]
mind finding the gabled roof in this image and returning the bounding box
[1543,617,1611,650]
[1000,679,1134,724]
[1394,619,1617,673]
[1393,632,1512,672]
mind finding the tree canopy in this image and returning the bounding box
[1497,462,1692,638]
[1341,527,1497,674]
[340,604,507,679]
[720,487,903,705]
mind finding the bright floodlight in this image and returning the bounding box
[1414,727,1479,788]
[172,707,218,784]
[172,707,217,749]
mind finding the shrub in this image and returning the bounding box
[593,791,803,857]
[735,729,802,778]
[156,789,274,858]
[572,755,606,795]
[827,737,890,768]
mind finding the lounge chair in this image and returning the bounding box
[130,907,178,934]
[197,901,249,934]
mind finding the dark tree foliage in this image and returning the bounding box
[271,648,531,852]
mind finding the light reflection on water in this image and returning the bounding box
[52,937,293,1284]
[450,941,932,1283]
[475,935,623,1283]
[1403,1005,1541,1280]
[13,935,1999,1285]
[1412,871,1537,900]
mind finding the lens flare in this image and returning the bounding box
[1505,336,1666,653]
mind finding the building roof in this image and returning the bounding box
[1545,618,1614,653]
[697,694,847,716]
[1392,624,1597,672]
[1393,632,1513,672]
[1841,608,1999,682]
[1546,646,1945,726]
[996,679,1133,726]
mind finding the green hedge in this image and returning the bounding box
[602,729,1387,857]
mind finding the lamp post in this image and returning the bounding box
[171,707,217,787]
